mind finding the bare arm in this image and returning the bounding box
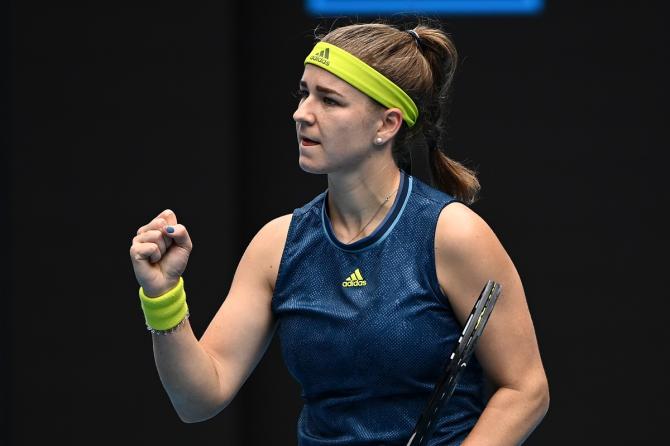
[435,203,550,445]
[147,214,291,423]
[151,319,227,423]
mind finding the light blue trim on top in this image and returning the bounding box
[321,176,413,253]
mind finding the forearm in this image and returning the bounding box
[461,382,549,445]
[152,319,228,423]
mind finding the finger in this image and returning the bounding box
[156,209,178,245]
[137,218,166,235]
[130,242,162,264]
[161,208,178,226]
[163,223,193,251]
[134,229,167,257]
[136,209,177,235]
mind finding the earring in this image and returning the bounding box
[374,137,383,145]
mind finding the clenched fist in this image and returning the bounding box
[130,209,193,297]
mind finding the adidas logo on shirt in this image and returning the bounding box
[309,47,330,66]
[342,268,367,287]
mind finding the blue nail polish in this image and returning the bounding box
[167,226,175,233]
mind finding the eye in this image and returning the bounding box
[322,97,339,106]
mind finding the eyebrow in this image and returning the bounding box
[299,80,344,97]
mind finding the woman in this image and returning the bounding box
[130,22,549,445]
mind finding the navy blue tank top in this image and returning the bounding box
[271,169,485,445]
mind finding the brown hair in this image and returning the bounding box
[317,21,481,204]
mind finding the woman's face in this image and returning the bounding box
[293,64,384,174]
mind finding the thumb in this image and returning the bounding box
[163,223,193,252]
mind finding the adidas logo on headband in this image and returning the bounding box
[309,47,330,66]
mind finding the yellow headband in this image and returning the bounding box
[304,41,419,127]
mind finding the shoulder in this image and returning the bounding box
[260,213,293,236]
[434,202,513,305]
[435,201,501,259]
[252,213,293,260]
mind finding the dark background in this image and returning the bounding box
[3,1,667,444]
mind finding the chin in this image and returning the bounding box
[299,162,328,175]
[298,156,330,175]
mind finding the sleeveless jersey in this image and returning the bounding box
[271,169,485,445]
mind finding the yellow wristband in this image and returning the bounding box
[138,276,189,331]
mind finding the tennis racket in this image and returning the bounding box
[406,280,502,446]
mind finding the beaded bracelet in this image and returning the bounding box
[146,311,190,335]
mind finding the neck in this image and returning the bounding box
[326,160,401,242]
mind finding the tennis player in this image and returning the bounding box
[130,22,549,445]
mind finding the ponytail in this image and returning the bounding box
[429,148,480,205]
[412,24,481,205]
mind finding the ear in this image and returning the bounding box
[375,108,404,142]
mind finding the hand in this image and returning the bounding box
[130,209,193,297]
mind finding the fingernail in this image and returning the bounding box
[166,226,175,233]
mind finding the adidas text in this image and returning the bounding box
[342,279,367,287]
[309,54,330,66]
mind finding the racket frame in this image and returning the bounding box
[406,280,502,446]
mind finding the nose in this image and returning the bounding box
[293,97,315,126]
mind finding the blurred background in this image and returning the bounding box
[2,0,667,444]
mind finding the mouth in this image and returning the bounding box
[300,136,320,146]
